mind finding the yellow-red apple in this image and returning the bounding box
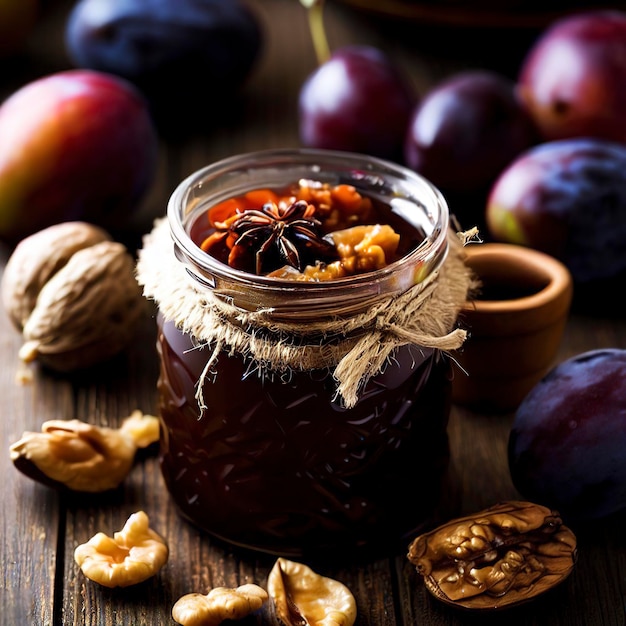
[0,69,158,243]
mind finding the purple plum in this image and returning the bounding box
[485,137,626,304]
[404,70,537,195]
[518,10,626,143]
[509,349,626,523]
[298,45,415,161]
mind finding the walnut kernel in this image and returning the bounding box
[269,223,400,281]
[9,410,159,492]
[172,583,268,626]
[267,558,357,626]
[74,511,168,588]
[407,501,578,610]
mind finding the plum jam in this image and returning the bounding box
[157,317,451,557]
[141,149,468,557]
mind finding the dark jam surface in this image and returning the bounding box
[157,316,453,558]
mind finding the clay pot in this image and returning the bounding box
[452,243,573,413]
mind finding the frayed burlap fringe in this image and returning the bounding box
[136,218,476,408]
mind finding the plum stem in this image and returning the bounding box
[300,0,331,65]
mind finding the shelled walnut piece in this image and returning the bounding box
[170,557,355,626]
[74,511,168,588]
[268,223,400,281]
[0,220,146,373]
[9,410,159,492]
[407,501,578,610]
[267,558,357,626]
[172,584,268,626]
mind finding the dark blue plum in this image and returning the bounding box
[65,0,263,124]
[509,349,626,524]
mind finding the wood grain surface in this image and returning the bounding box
[1,1,625,625]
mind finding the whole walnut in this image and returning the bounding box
[1,221,146,372]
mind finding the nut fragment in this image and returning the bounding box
[329,223,400,273]
[1,221,146,373]
[9,410,159,492]
[267,558,357,626]
[269,223,400,281]
[172,584,268,626]
[74,511,168,588]
[407,501,577,610]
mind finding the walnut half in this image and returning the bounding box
[172,584,268,626]
[407,501,578,610]
[9,410,159,492]
[74,511,168,588]
[267,558,357,626]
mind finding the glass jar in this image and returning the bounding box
[143,149,466,558]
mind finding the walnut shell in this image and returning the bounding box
[1,221,112,330]
[407,501,578,611]
[1,222,146,372]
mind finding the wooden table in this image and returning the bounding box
[2,1,625,624]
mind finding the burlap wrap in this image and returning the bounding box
[136,218,475,408]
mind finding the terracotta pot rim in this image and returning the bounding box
[462,243,572,315]
[454,242,573,412]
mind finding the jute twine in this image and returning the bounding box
[136,218,476,409]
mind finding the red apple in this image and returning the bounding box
[518,10,626,143]
[0,69,159,243]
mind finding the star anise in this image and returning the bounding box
[203,199,339,275]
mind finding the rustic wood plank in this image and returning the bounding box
[2,0,626,624]
[1,246,73,626]
[57,304,163,625]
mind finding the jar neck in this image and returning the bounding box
[168,149,450,321]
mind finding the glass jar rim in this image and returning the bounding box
[167,148,450,316]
